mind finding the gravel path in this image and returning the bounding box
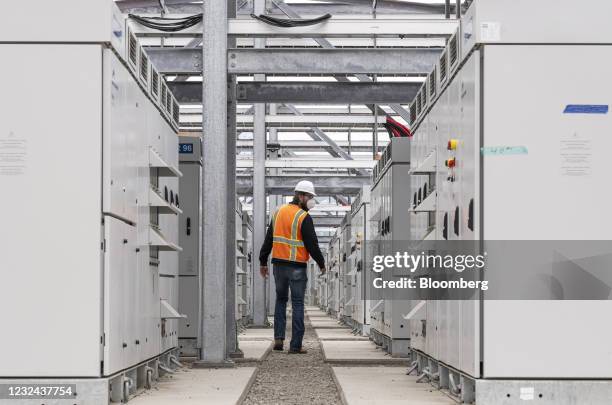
[241,313,342,405]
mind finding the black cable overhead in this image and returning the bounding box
[250,13,332,28]
[128,13,203,32]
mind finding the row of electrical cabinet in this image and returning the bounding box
[406,0,612,385]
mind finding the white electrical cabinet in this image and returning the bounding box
[236,203,252,323]
[369,137,413,357]
[408,0,612,402]
[338,215,352,321]
[0,1,182,402]
[178,136,202,357]
[349,187,372,335]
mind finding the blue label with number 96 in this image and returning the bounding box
[179,143,193,154]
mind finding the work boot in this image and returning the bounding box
[273,339,284,351]
[288,347,308,354]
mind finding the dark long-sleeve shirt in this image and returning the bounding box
[259,203,326,269]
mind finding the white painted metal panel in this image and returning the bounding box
[458,50,481,378]
[103,217,126,375]
[482,45,612,378]
[0,44,103,376]
[0,0,122,46]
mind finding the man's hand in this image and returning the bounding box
[319,266,326,276]
[260,265,269,278]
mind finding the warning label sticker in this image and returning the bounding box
[0,133,28,176]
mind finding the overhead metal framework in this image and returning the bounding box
[117,0,466,356]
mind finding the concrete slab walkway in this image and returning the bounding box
[130,367,257,405]
[332,367,456,405]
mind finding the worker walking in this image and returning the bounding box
[259,180,326,354]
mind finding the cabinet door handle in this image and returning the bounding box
[186,217,191,236]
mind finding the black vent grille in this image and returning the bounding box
[140,51,148,83]
[416,91,422,116]
[409,103,417,124]
[420,86,427,112]
[449,34,458,67]
[151,70,159,98]
[172,100,180,125]
[165,90,172,113]
[429,68,436,98]
[128,33,138,67]
[161,85,167,109]
[439,51,448,84]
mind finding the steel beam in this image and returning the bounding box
[198,0,230,366]
[146,48,439,75]
[128,17,458,37]
[227,18,458,38]
[227,48,439,75]
[169,81,420,104]
[311,216,344,227]
[236,159,376,169]
[117,0,452,15]
[181,114,386,126]
[237,140,387,150]
[236,175,371,195]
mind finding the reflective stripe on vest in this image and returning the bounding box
[271,204,310,263]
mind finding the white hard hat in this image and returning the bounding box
[294,180,316,196]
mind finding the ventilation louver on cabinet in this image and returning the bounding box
[165,91,172,114]
[449,34,458,67]
[140,51,149,83]
[151,70,159,99]
[409,102,417,125]
[439,51,448,84]
[429,68,436,98]
[128,32,138,67]
[161,85,167,110]
[172,100,180,126]
[420,87,427,113]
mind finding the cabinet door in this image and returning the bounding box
[104,217,126,375]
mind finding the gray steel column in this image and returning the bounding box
[226,0,240,358]
[252,99,268,326]
[198,0,230,365]
[267,104,279,317]
[251,0,268,327]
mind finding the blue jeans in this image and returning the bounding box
[273,264,308,350]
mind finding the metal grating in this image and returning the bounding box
[439,51,448,84]
[429,68,436,98]
[420,85,427,112]
[128,32,138,67]
[410,102,417,124]
[449,34,458,67]
[166,89,172,113]
[416,90,422,116]
[172,100,180,126]
[140,51,148,83]
[161,84,167,109]
[151,70,159,99]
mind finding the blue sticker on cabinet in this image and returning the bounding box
[563,105,608,114]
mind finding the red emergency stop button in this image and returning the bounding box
[447,139,458,150]
[445,158,456,168]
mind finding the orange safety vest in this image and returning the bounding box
[271,204,310,263]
